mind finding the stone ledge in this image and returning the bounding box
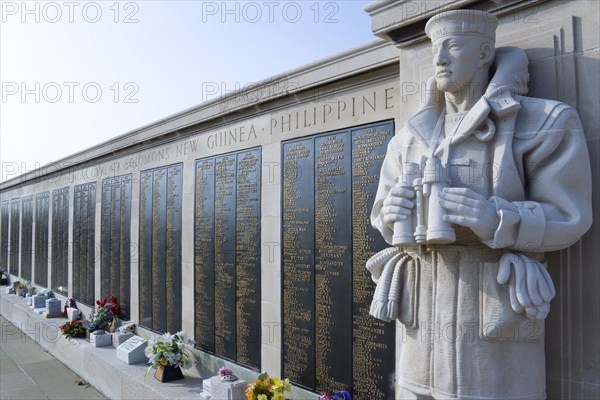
[0,291,204,400]
[1,290,320,400]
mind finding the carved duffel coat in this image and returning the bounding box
[370,96,592,399]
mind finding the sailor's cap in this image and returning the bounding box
[425,10,498,42]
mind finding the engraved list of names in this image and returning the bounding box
[139,164,183,333]
[194,148,261,370]
[101,174,132,319]
[282,121,395,399]
[73,182,96,306]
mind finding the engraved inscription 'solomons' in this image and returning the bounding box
[194,148,261,370]
[101,174,132,319]
[139,164,182,333]
[282,121,395,399]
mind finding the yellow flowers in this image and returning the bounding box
[245,372,291,400]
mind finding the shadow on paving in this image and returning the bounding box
[0,315,106,400]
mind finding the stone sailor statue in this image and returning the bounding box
[367,9,592,400]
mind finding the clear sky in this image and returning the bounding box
[0,0,374,182]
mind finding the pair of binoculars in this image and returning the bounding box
[392,157,456,246]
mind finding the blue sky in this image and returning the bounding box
[0,0,374,182]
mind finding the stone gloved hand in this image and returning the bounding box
[496,252,556,320]
[381,184,415,230]
[439,187,499,240]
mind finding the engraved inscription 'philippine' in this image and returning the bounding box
[367,10,593,400]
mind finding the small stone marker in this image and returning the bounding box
[43,298,63,318]
[66,307,79,321]
[210,376,246,400]
[200,378,212,399]
[116,336,148,364]
[31,294,46,310]
[90,330,112,347]
[112,331,134,348]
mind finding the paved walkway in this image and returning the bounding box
[0,315,106,400]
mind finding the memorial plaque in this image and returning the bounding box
[1,201,9,269]
[9,199,20,275]
[73,183,96,305]
[139,170,153,329]
[165,165,183,333]
[116,336,148,364]
[52,187,69,295]
[214,154,237,360]
[34,192,49,287]
[138,164,182,333]
[101,174,132,319]
[235,149,261,369]
[315,133,352,391]
[351,123,396,400]
[20,196,33,281]
[194,147,261,370]
[194,159,215,352]
[282,138,316,389]
[281,121,395,399]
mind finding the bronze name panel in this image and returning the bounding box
[139,164,183,333]
[35,192,50,287]
[20,196,34,282]
[52,187,69,295]
[1,201,8,270]
[101,174,132,319]
[9,199,20,276]
[194,147,261,370]
[73,183,96,306]
[282,120,395,399]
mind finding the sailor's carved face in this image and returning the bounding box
[431,35,491,94]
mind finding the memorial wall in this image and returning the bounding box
[1,1,598,398]
[0,55,400,397]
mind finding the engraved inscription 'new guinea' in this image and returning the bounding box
[368,9,593,400]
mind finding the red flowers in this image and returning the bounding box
[96,295,120,316]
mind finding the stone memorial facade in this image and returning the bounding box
[0,1,597,399]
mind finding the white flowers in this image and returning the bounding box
[144,330,195,370]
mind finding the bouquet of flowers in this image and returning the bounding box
[145,331,195,370]
[245,372,291,400]
[63,297,78,316]
[60,320,86,338]
[88,295,120,331]
[319,390,352,400]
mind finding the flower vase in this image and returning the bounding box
[154,365,184,382]
[221,374,237,382]
[85,328,97,342]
